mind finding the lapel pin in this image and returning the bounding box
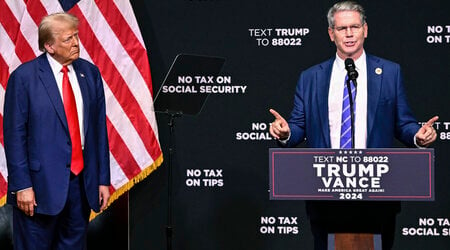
[375,68,382,75]
[80,73,85,78]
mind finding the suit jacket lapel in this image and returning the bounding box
[38,54,69,132]
[366,55,382,139]
[72,60,90,136]
[316,59,333,147]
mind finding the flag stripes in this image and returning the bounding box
[70,4,161,162]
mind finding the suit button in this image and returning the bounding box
[66,164,71,168]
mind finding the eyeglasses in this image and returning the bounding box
[333,24,363,33]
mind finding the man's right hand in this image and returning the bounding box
[269,109,290,140]
[16,188,37,216]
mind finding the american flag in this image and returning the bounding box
[0,0,163,214]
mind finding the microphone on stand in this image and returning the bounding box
[344,58,358,148]
[345,58,358,85]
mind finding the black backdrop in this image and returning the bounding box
[1,0,449,249]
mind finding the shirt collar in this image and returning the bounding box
[334,50,366,72]
[46,53,74,75]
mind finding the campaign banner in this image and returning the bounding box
[269,148,434,201]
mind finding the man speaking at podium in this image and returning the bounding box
[269,1,438,249]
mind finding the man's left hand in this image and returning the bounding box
[416,116,439,147]
[99,185,110,211]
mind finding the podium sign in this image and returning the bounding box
[269,148,434,201]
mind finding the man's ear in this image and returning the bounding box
[363,23,368,39]
[44,43,54,54]
[328,27,335,42]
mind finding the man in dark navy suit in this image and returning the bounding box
[4,13,110,250]
[269,1,438,249]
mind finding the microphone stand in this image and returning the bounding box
[346,78,356,148]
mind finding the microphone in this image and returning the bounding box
[344,58,357,149]
[345,58,358,85]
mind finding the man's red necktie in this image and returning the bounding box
[61,66,84,175]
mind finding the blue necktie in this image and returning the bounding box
[340,76,356,149]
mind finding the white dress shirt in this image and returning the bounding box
[328,51,367,149]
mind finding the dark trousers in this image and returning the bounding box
[13,174,91,250]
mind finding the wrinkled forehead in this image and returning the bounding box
[333,10,364,25]
[51,21,78,36]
